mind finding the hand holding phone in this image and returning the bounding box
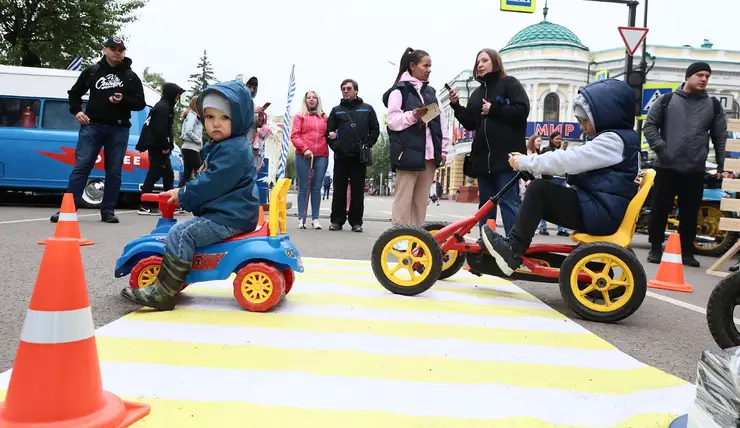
[262,102,271,110]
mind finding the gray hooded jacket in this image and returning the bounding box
[643,85,728,173]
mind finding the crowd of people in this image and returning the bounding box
[47,35,732,309]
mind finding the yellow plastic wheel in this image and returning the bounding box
[233,262,285,312]
[694,203,738,257]
[422,221,466,280]
[371,225,442,296]
[559,242,646,323]
[129,255,163,289]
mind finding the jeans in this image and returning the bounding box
[477,170,521,234]
[66,124,129,213]
[166,216,245,261]
[510,179,586,251]
[295,155,329,221]
[648,167,704,253]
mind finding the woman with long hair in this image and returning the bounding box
[291,90,329,229]
[178,96,203,188]
[382,47,449,227]
[446,48,530,234]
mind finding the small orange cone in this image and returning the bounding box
[648,233,693,293]
[485,219,497,232]
[39,194,94,246]
[0,237,150,427]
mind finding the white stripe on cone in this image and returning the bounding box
[57,212,78,222]
[20,307,95,344]
[661,252,682,264]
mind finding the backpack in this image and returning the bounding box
[660,92,722,118]
[135,111,153,152]
[85,63,136,90]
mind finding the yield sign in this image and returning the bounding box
[618,26,649,56]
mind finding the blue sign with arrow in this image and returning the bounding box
[641,83,679,116]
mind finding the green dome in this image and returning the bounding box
[500,20,589,53]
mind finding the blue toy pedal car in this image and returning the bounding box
[114,178,304,312]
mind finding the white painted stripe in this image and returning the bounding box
[661,253,682,264]
[0,362,695,426]
[186,279,547,309]
[175,298,589,334]
[96,319,642,369]
[647,291,740,325]
[19,307,94,344]
[0,210,135,225]
[57,212,78,221]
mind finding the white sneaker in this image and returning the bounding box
[312,219,322,229]
[297,219,306,229]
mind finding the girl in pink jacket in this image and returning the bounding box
[291,91,330,229]
[382,48,450,227]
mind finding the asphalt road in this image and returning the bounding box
[0,191,730,383]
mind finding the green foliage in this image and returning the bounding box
[286,150,297,180]
[142,67,165,92]
[0,0,147,67]
[367,132,390,180]
[187,50,216,100]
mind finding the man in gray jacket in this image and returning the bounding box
[644,61,729,267]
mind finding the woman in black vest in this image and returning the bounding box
[447,48,530,235]
[382,48,450,227]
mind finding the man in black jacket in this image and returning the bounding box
[325,79,380,232]
[137,82,185,215]
[51,36,146,224]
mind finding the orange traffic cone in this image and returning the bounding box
[0,237,150,427]
[648,233,693,293]
[485,219,497,232]
[39,193,94,246]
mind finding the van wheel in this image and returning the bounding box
[79,179,104,209]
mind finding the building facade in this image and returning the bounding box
[438,8,740,198]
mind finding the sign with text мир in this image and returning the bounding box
[501,0,536,13]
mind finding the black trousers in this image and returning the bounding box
[330,156,366,227]
[141,149,173,207]
[178,148,202,188]
[509,179,586,251]
[648,167,704,252]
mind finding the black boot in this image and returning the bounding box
[647,246,662,264]
[682,248,700,268]
[121,252,192,310]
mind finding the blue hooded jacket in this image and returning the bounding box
[567,79,641,235]
[176,80,260,232]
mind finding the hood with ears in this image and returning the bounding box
[196,80,255,137]
[161,82,185,106]
[575,78,635,133]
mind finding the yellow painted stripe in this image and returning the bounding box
[122,308,609,350]
[94,337,685,394]
[0,390,681,428]
[185,289,563,319]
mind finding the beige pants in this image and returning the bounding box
[392,160,437,226]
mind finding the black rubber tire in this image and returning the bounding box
[421,221,467,280]
[559,242,647,323]
[694,202,739,257]
[371,225,443,296]
[706,271,740,349]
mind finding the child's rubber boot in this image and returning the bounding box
[121,252,192,311]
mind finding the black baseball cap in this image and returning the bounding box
[104,36,126,50]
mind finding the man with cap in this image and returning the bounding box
[643,61,729,267]
[52,35,146,224]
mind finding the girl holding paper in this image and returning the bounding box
[382,47,450,227]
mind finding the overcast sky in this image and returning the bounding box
[121,0,738,119]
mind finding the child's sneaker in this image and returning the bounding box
[480,225,522,277]
[312,219,322,230]
[138,206,160,216]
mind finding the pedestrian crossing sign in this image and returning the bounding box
[641,83,679,116]
[501,0,536,13]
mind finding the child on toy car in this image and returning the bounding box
[121,80,261,310]
[480,78,641,276]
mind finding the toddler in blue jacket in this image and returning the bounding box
[121,80,261,310]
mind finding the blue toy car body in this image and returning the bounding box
[114,178,303,312]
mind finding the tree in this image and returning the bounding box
[367,132,390,181]
[0,0,147,68]
[187,50,216,100]
[142,67,165,92]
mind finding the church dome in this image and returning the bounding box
[500,15,589,53]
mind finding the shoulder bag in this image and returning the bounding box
[345,108,373,167]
